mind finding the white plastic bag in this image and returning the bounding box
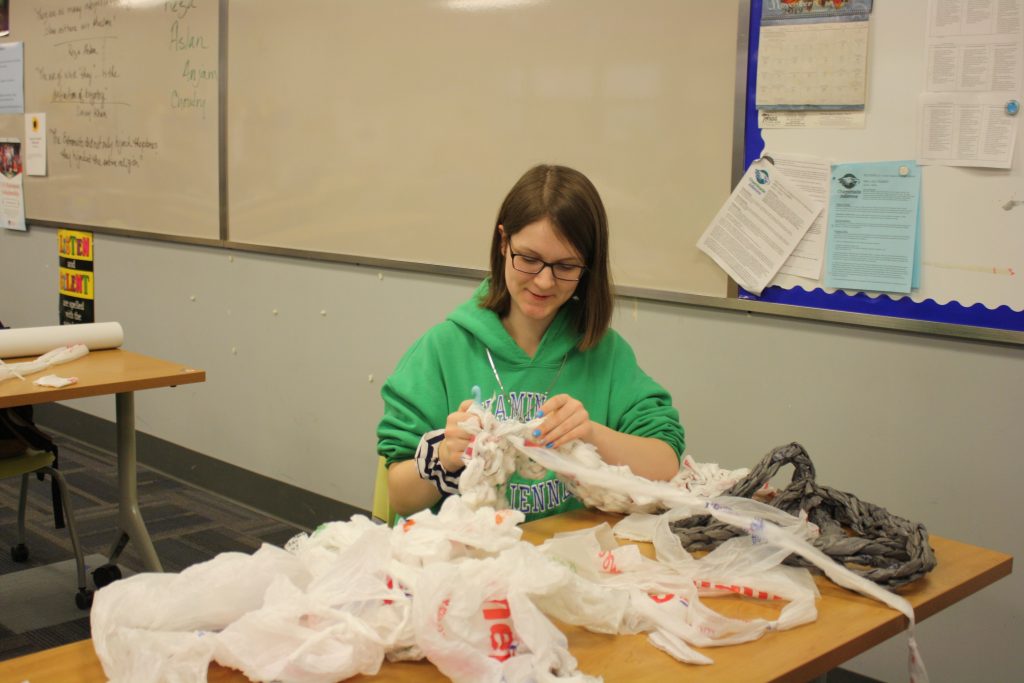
[536,519,818,663]
[214,524,400,683]
[412,541,603,683]
[92,499,538,683]
[92,544,308,683]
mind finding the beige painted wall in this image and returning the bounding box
[1,227,1020,680]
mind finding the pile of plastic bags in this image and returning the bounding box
[92,405,928,682]
[94,496,830,683]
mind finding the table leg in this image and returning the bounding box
[113,391,163,572]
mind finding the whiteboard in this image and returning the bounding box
[227,0,741,297]
[0,0,220,239]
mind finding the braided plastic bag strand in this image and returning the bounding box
[670,443,937,589]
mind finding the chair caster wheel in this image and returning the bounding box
[75,588,94,609]
[92,563,122,588]
[10,543,28,562]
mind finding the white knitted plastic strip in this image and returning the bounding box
[0,344,89,385]
[456,407,752,513]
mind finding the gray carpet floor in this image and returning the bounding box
[0,432,307,662]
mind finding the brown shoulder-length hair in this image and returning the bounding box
[481,164,612,350]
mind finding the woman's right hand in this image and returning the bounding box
[440,399,480,471]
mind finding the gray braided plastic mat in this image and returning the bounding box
[670,443,937,589]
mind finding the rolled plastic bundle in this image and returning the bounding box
[0,322,123,359]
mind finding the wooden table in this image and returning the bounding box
[0,509,1011,682]
[0,348,205,573]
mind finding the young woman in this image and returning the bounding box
[377,164,684,521]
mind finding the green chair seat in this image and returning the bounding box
[0,450,55,478]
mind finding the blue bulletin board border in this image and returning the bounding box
[739,0,1024,334]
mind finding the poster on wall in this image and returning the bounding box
[0,42,22,113]
[58,229,95,325]
[0,138,24,230]
[25,113,46,176]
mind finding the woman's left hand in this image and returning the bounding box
[533,394,594,448]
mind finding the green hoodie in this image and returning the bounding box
[377,280,685,522]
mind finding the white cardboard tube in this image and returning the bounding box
[0,322,124,359]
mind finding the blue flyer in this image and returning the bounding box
[824,161,921,294]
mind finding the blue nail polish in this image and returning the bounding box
[545,442,554,448]
[537,409,544,417]
[532,429,541,437]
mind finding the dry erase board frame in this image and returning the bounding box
[0,0,222,240]
[737,0,1024,344]
[224,0,742,299]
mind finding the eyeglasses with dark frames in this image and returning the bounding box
[508,240,586,281]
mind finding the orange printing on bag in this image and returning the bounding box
[482,598,516,662]
[648,593,689,606]
[431,596,518,661]
[382,576,411,606]
[435,598,450,634]
[597,550,622,574]
[695,580,783,601]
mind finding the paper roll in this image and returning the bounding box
[0,322,124,359]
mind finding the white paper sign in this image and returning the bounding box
[918,93,1019,168]
[25,113,46,176]
[768,153,832,282]
[697,159,822,295]
[0,137,26,231]
[0,43,24,114]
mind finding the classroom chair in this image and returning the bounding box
[372,456,396,527]
[1,426,92,609]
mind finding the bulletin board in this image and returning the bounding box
[741,0,1024,334]
[0,0,220,239]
